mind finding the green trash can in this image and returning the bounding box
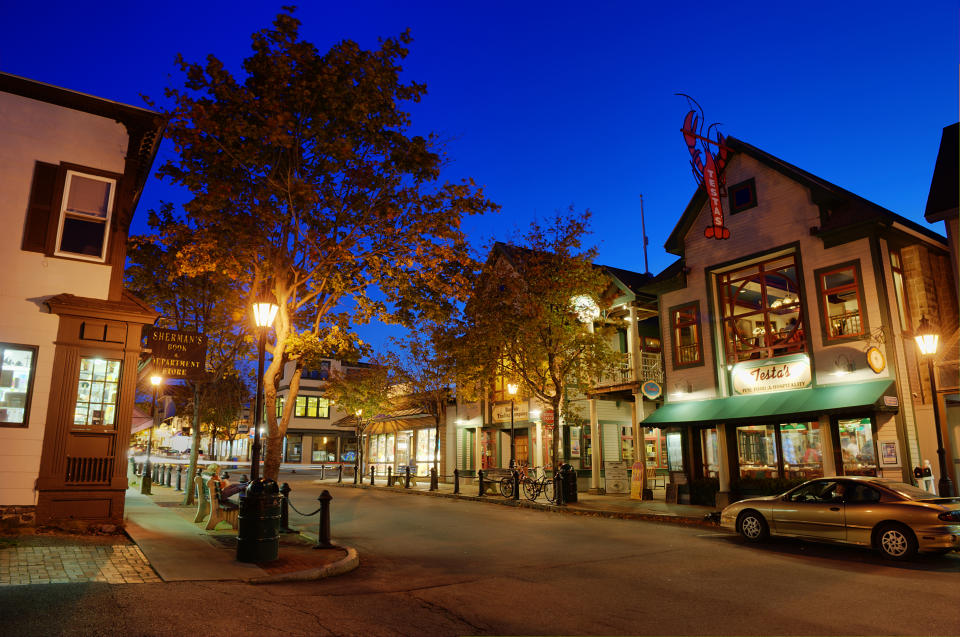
[236,479,281,563]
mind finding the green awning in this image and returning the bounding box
[643,380,896,426]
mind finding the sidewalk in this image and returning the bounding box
[124,487,358,584]
[308,472,721,526]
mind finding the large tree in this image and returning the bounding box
[455,209,620,469]
[157,10,497,480]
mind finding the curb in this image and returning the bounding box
[247,545,359,584]
[319,482,720,529]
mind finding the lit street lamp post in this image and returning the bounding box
[354,409,363,485]
[237,292,280,564]
[914,315,955,497]
[507,383,518,468]
[140,374,163,495]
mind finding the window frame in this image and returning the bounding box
[669,300,704,369]
[0,343,39,428]
[53,169,117,263]
[814,260,869,344]
[889,249,911,332]
[728,177,758,215]
[72,355,123,431]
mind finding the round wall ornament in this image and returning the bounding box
[866,346,886,374]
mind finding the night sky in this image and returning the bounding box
[3,1,956,349]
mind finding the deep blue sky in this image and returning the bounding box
[3,1,956,350]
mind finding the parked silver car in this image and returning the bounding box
[720,476,960,559]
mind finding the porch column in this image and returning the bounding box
[628,305,641,383]
[819,415,837,476]
[474,426,483,473]
[716,424,731,508]
[589,398,603,493]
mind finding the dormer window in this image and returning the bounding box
[54,170,115,262]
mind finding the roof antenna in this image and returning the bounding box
[639,194,650,274]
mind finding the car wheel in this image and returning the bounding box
[875,523,917,560]
[737,510,769,542]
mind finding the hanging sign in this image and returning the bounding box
[641,380,662,400]
[731,355,811,395]
[146,327,208,381]
[492,401,529,423]
[678,94,731,240]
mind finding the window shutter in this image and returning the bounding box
[22,162,59,253]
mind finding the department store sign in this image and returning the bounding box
[492,401,529,423]
[732,355,811,395]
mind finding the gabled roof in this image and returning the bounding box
[925,123,958,223]
[665,136,946,256]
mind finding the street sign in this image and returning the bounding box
[146,327,208,381]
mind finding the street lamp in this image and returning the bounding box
[250,292,279,482]
[354,409,363,485]
[914,315,954,497]
[507,383,518,468]
[140,374,163,495]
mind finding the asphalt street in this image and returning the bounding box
[2,470,958,636]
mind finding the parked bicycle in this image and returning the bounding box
[521,466,555,503]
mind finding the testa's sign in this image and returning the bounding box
[641,380,662,400]
[678,94,731,240]
[146,327,208,381]
[731,355,811,395]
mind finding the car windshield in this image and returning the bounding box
[880,481,936,500]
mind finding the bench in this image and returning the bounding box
[479,468,515,496]
[205,477,239,531]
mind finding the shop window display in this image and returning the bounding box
[311,435,337,462]
[780,422,823,480]
[74,357,121,429]
[718,253,806,362]
[838,418,878,476]
[416,428,437,476]
[286,433,302,462]
[700,427,719,478]
[737,424,779,478]
[0,344,37,426]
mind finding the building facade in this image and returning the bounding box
[643,137,957,506]
[0,73,163,525]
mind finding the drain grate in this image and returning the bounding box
[208,535,237,549]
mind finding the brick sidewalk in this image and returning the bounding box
[0,543,160,586]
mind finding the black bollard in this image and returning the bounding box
[387,466,393,486]
[430,467,438,491]
[353,463,359,485]
[129,456,137,476]
[454,468,460,494]
[175,465,183,491]
[165,464,173,487]
[136,462,143,476]
[512,469,520,500]
[554,472,565,506]
[279,482,293,533]
[478,469,485,497]
[337,464,343,483]
[370,465,375,486]
[313,490,333,549]
[152,463,159,483]
[320,464,325,480]
[405,466,411,489]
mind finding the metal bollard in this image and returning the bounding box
[387,466,393,486]
[430,467,438,491]
[370,465,375,486]
[165,465,173,487]
[454,468,460,494]
[129,456,137,476]
[175,465,183,491]
[313,490,333,549]
[554,472,565,506]
[478,469,485,497]
[136,462,143,476]
[279,482,293,533]
[337,464,343,483]
[353,463,359,485]
[320,464,325,480]
[152,463,159,483]
[512,469,520,501]
[405,466,411,489]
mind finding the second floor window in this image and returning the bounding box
[671,302,703,367]
[718,253,806,362]
[817,263,866,340]
[55,171,116,262]
[294,395,330,419]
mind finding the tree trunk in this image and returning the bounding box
[550,394,563,474]
[182,383,202,506]
[261,319,289,481]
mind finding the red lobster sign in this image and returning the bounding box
[678,94,731,240]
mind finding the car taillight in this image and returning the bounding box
[937,511,960,521]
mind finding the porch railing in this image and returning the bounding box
[593,352,664,388]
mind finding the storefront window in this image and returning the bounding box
[341,438,357,463]
[396,431,412,467]
[416,428,437,476]
[311,435,337,462]
[74,357,121,429]
[0,344,38,427]
[817,263,866,340]
[838,418,877,476]
[645,428,667,469]
[286,433,302,462]
[718,253,805,362]
[666,431,684,472]
[620,425,635,464]
[737,424,779,478]
[480,429,496,469]
[700,427,719,478]
[780,422,823,480]
[671,303,702,367]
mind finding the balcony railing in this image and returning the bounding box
[593,352,664,389]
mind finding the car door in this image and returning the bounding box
[841,483,884,546]
[770,480,846,540]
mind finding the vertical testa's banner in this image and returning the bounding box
[146,327,208,381]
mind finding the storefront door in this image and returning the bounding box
[515,430,529,466]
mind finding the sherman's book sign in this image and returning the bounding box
[146,327,207,380]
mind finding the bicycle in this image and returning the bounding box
[521,466,555,503]
[498,462,529,498]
